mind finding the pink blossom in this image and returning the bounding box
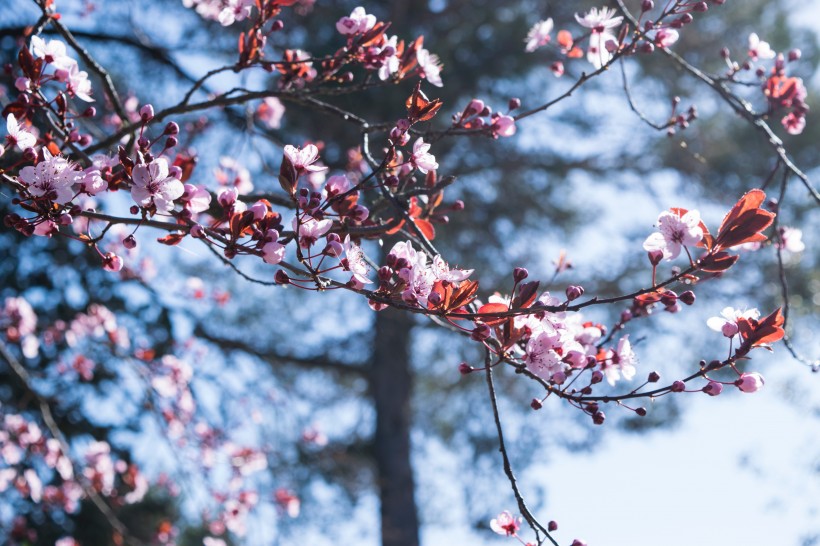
[417,48,443,88]
[293,215,332,248]
[336,7,377,35]
[131,158,184,212]
[586,31,618,69]
[275,488,301,517]
[181,184,212,214]
[524,19,554,52]
[102,252,124,272]
[781,112,806,135]
[326,174,352,197]
[6,114,37,151]
[342,236,372,287]
[258,97,285,129]
[63,64,94,102]
[490,511,521,536]
[492,115,517,138]
[223,0,254,26]
[654,28,679,48]
[524,329,568,381]
[642,209,703,260]
[431,255,473,282]
[707,306,760,338]
[30,36,77,71]
[575,6,623,33]
[776,227,805,253]
[748,33,775,61]
[736,372,765,393]
[377,36,401,81]
[262,234,285,265]
[80,168,106,195]
[410,138,438,174]
[18,151,78,204]
[602,336,637,386]
[284,144,326,173]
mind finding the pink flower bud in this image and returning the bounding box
[647,249,664,266]
[671,380,686,392]
[250,201,268,220]
[788,49,802,62]
[102,252,124,272]
[471,323,491,341]
[140,104,155,121]
[592,412,605,425]
[458,363,473,375]
[218,188,238,208]
[190,224,205,238]
[703,380,723,396]
[736,372,764,393]
[548,521,558,532]
[648,371,660,382]
[679,290,696,305]
[513,267,528,282]
[591,370,603,384]
[721,322,739,338]
[274,270,290,284]
[565,285,584,301]
[123,235,137,249]
[636,407,647,416]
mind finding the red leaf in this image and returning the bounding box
[157,233,186,246]
[714,189,774,250]
[414,218,436,240]
[477,303,509,326]
[698,251,739,273]
[405,82,443,123]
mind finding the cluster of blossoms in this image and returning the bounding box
[333,6,443,86]
[182,0,256,26]
[451,97,517,138]
[0,409,147,523]
[719,32,809,134]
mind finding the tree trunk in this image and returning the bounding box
[371,308,419,546]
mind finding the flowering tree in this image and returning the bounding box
[0,1,817,545]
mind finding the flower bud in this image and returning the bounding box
[123,235,137,249]
[565,285,584,301]
[164,122,180,135]
[641,0,654,11]
[592,412,605,425]
[788,48,802,62]
[130,205,140,215]
[458,363,473,375]
[636,407,647,416]
[648,371,660,383]
[591,370,603,384]
[102,252,123,272]
[274,270,290,284]
[271,19,284,31]
[530,398,543,410]
[508,97,521,111]
[58,213,73,226]
[671,380,686,392]
[428,291,443,306]
[647,249,664,266]
[471,323,491,341]
[620,309,633,323]
[693,1,707,11]
[140,104,155,121]
[703,381,723,396]
[513,267,529,283]
[679,290,696,305]
[137,137,150,149]
[165,137,178,149]
[190,224,205,238]
[660,291,678,307]
[736,372,764,393]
